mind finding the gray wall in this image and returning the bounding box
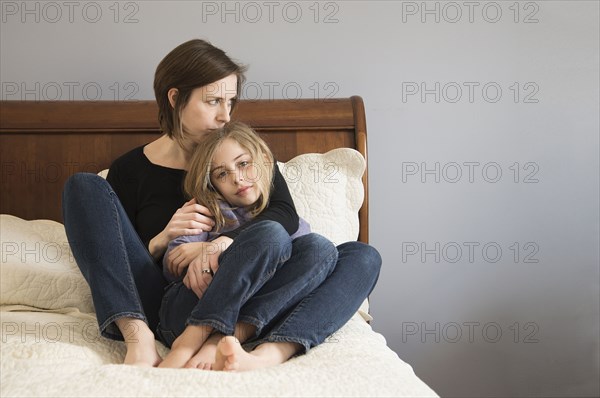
[1,1,598,397]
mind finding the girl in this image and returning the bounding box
[158,122,324,370]
[62,38,381,372]
[162,121,311,283]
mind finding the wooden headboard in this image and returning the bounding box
[0,96,369,243]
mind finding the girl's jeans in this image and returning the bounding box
[62,173,381,352]
[157,221,337,349]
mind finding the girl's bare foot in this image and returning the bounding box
[214,336,302,372]
[159,345,197,368]
[181,323,257,370]
[181,322,256,370]
[183,333,223,370]
[158,324,213,368]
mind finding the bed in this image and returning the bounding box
[0,97,438,397]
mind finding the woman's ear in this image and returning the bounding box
[167,88,179,109]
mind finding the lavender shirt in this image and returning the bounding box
[163,202,311,281]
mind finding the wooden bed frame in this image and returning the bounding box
[0,97,369,243]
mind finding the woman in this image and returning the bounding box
[62,39,381,371]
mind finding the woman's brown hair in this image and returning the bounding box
[154,39,247,139]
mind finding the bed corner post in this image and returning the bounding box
[351,95,369,244]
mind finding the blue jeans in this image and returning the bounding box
[157,222,338,349]
[247,239,380,352]
[62,173,381,351]
[62,173,166,340]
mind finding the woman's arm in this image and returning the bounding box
[148,198,214,260]
[163,233,233,298]
[107,148,216,261]
[220,163,299,239]
[108,159,214,260]
[106,164,192,260]
[183,235,232,298]
[163,233,209,281]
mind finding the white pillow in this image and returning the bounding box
[0,215,94,314]
[278,148,365,245]
[97,169,109,179]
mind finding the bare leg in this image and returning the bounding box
[183,322,257,370]
[233,322,257,343]
[214,337,301,372]
[158,324,213,368]
[115,318,162,367]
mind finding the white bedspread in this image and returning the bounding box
[1,306,437,397]
[0,172,438,398]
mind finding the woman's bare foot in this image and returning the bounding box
[123,337,163,367]
[158,324,213,368]
[116,318,162,367]
[182,333,223,370]
[214,336,302,372]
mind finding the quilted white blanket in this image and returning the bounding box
[0,216,437,397]
[0,149,438,397]
[1,306,438,397]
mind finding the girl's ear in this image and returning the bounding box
[167,88,179,109]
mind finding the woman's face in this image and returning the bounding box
[179,74,238,144]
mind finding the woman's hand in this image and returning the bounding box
[149,198,215,259]
[166,241,209,278]
[183,236,233,298]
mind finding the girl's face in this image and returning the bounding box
[179,74,238,144]
[210,138,262,208]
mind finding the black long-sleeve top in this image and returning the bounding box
[106,145,299,256]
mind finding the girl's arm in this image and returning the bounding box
[163,234,233,298]
[183,235,232,298]
[162,233,209,281]
[220,163,299,239]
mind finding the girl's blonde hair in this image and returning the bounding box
[184,121,274,231]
